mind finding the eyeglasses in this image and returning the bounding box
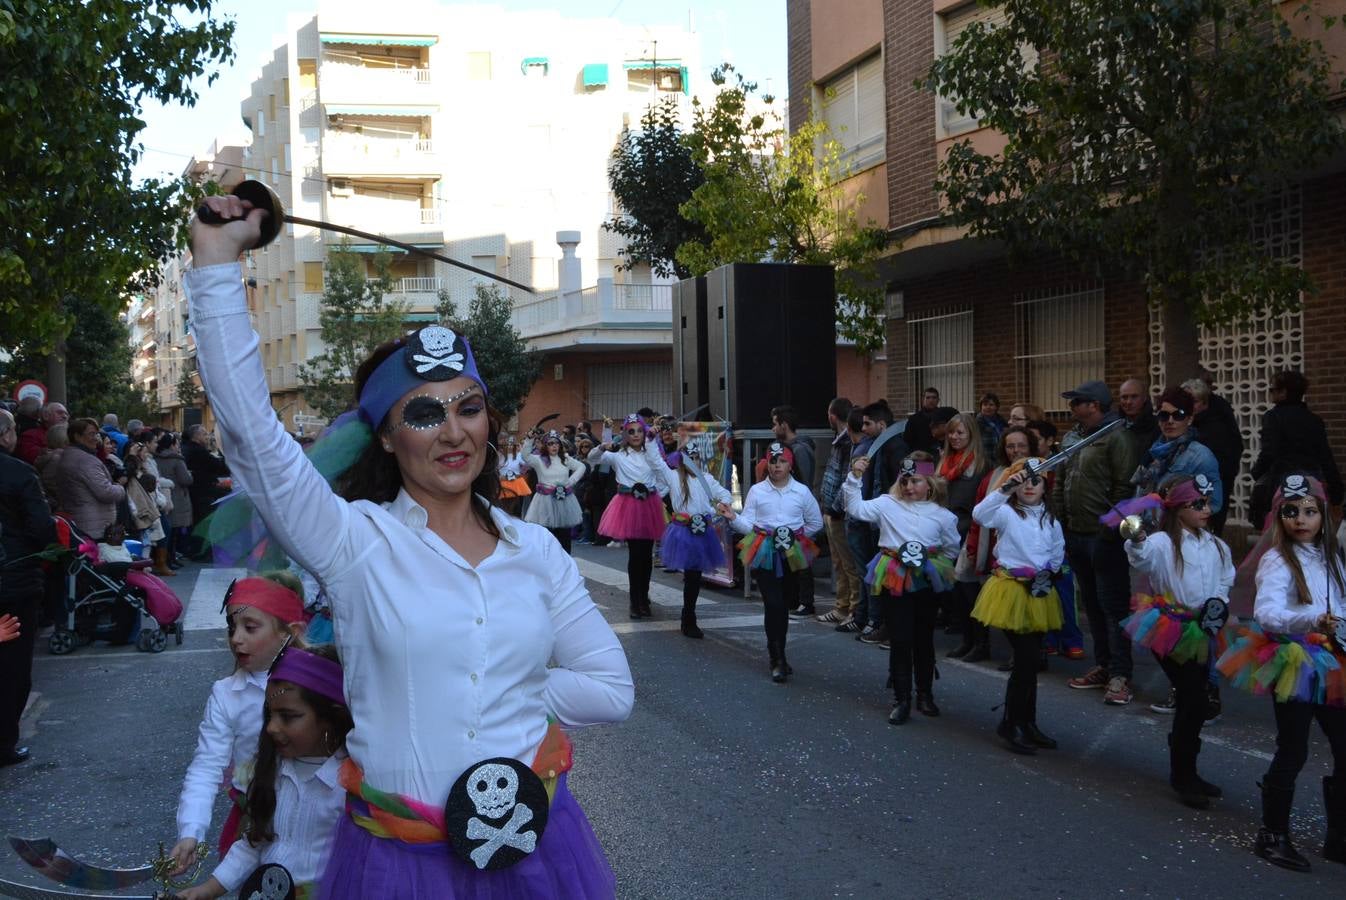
[393,389,481,431]
[1156,409,1189,423]
[1186,498,1210,511]
[1280,503,1321,519]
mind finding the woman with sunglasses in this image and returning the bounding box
[186,199,633,898]
[1133,385,1224,516]
[1118,474,1233,809]
[588,413,671,619]
[1218,473,1346,873]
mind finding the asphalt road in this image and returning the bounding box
[2,548,1343,898]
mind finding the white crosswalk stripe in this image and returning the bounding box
[574,557,718,608]
[183,566,247,631]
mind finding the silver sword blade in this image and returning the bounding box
[1028,417,1126,476]
[863,422,905,461]
[7,838,154,890]
[0,877,156,900]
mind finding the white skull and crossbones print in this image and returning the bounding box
[773,526,794,551]
[900,542,925,567]
[463,762,537,869]
[411,325,465,376]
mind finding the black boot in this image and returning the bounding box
[889,696,912,725]
[1168,735,1209,810]
[681,595,703,638]
[946,636,975,658]
[1022,685,1056,749]
[915,691,940,717]
[962,621,991,663]
[629,601,642,620]
[1189,738,1222,798]
[997,683,1035,754]
[1256,783,1311,872]
[1324,776,1346,864]
[769,642,787,683]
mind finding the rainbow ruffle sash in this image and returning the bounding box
[1216,624,1346,706]
[865,548,954,597]
[738,528,819,576]
[1121,593,1225,664]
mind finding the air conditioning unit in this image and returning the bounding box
[330,179,353,198]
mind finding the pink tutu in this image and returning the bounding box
[597,493,667,541]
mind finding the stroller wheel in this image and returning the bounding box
[174,622,184,645]
[137,628,167,653]
[48,630,76,655]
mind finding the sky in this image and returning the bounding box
[133,0,788,183]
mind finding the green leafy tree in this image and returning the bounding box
[175,364,201,410]
[435,284,540,415]
[298,244,407,420]
[604,96,707,279]
[676,64,889,354]
[923,0,1345,379]
[0,1,235,362]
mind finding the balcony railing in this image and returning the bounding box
[319,63,434,105]
[612,283,672,311]
[322,136,437,174]
[509,278,673,344]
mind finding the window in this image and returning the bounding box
[819,53,884,170]
[257,109,265,137]
[303,262,323,292]
[906,307,974,413]
[467,52,492,81]
[1014,285,1105,413]
[588,363,671,421]
[938,3,1038,136]
[268,93,276,121]
[626,64,684,94]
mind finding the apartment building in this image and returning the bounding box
[789,0,1346,526]
[215,1,707,428]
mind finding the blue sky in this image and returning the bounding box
[133,0,788,183]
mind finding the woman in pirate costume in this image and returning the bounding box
[187,197,633,898]
[588,414,670,619]
[496,436,531,516]
[521,429,586,553]
[722,442,823,682]
[844,452,960,725]
[660,434,733,639]
[970,458,1066,754]
[1216,473,1346,873]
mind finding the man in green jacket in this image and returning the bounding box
[1051,381,1144,706]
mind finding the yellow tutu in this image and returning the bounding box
[971,572,1063,634]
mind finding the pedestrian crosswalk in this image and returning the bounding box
[183,566,247,631]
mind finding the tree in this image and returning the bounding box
[674,65,889,354]
[297,244,407,420]
[175,365,201,410]
[435,284,540,415]
[924,0,1345,380]
[604,96,708,279]
[0,1,235,357]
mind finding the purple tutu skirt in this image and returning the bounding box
[315,775,615,899]
[659,520,725,572]
[597,493,666,541]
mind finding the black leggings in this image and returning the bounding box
[1005,630,1043,724]
[548,527,573,554]
[884,588,940,698]
[627,539,654,609]
[1263,699,1346,792]
[683,570,703,611]
[1158,655,1209,748]
[755,568,799,650]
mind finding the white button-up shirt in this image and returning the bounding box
[1255,543,1346,633]
[728,477,823,536]
[211,753,347,891]
[185,264,634,807]
[587,442,669,493]
[1126,528,1235,611]
[663,466,733,518]
[973,490,1065,573]
[841,474,960,558]
[176,669,267,842]
[520,440,586,489]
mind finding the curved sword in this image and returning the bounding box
[7,838,152,890]
[0,878,157,900]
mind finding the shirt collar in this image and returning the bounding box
[386,488,522,546]
[231,668,270,692]
[280,749,347,788]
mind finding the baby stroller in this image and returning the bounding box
[48,517,185,655]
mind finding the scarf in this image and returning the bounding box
[938,448,974,482]
[1137,429,1196,495]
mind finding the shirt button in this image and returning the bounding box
[468,730,476,739]
[476,617,484,625]
[470,673,478,683]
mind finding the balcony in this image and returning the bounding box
[323,135,438,177]
[509,278,672,352]
[376,276,442,308]
[324,199,444,244]
[319,63,436,109]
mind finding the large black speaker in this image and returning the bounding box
[671,276,709,418]
[705,263,836,429]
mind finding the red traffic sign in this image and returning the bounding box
[13,380,47,405]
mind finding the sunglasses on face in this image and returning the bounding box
[1186,498,1210,511]
[395,392,482,431]
[1280,503,1321,519]
[1156,409,1189,423]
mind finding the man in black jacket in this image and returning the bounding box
[0,409,57,766]
[183,424,231,560]
[1184,378,1244,536]
[1250,370,1344,525]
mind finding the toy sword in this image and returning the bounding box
[863,422,905,461]
[1025,417,1125,477]
[3,837,206,900]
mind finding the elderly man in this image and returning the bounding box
[0,410,57,766]
[1118,378,1159,449]
[183,424,230,559]
[16,401,68,465]
[1053,380,1144,706]
[100,413,129,455]
[1182,378,1242,536]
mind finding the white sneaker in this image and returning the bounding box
[1150,687,1177,714]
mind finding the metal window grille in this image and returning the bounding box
[907,307,974,412]
[586,362,672,421]
[1014,284,1105,413]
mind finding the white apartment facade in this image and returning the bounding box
[227,0,700,424]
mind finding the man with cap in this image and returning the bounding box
[1052,380,1144,706]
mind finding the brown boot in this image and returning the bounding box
[152,546,176,577]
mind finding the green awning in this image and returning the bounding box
[582,63,608,88]
[324,104,438,117]
[332,242,444,254]
[622,59,682,69]
[320,33,437,47]
[521,56,549,75]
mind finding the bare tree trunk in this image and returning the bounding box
[45,339,67,405]
[1160,299,1203,386]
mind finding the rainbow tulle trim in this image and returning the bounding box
[864,549,954,597]
[738,529,819,576]
[1121,593,1224,664]
[1216,624,1346,706]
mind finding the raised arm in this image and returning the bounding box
[841,473,882,524]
